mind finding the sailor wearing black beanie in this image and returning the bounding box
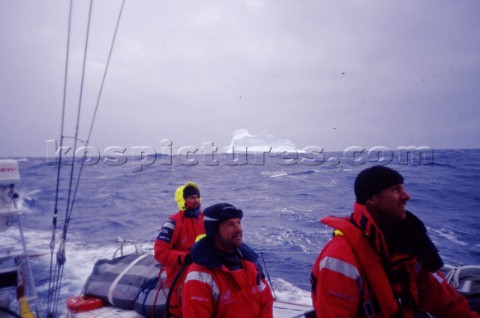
[203,203,243,239]
[310,166,478,317]
[354,165,404,204]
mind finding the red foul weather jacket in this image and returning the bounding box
[154,209,204,287]
[154,182,204,287]
[311,203,479,318]
[181,238,274,318]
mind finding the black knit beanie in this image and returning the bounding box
[183,185,200,198]
[203,203,243,239]
[354,165,404,204]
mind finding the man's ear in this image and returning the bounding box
[365,195,377,206]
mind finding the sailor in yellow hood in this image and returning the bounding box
[154,181,205,317]
[174,181,201,212]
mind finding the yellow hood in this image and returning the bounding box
[175,182,200,211]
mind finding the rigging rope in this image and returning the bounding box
[46,0,74,316]
[46,1,126,317]
[260,251,277,300]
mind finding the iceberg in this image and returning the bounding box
[225,129,298,153]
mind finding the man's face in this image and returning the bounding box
[215,218,243,253]
[185,194,201,210]
[367,184,411,226]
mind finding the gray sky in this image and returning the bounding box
[1,0,480,158]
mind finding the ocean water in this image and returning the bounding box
[4,148,480,315]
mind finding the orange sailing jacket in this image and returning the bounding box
[154,210,204,287]
[181,238,274,318]
[311,203,479,318]
[154,210,204,317]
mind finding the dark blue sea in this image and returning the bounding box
[6,148,480,314]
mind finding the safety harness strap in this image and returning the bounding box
[322,216,400,317]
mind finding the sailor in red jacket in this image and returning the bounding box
[311,165,479,318]
[154,182,205,317]
[181,203,274,318]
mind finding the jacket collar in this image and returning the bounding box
[183,208,201,218]
[351,203,391,261]
[191,237,258,270]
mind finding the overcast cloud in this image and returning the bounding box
[1,0,479,158]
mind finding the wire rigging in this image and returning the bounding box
[46,0,74,316]
[46,1,126,317]
[48,0,95,314]
[66,0,126,233]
